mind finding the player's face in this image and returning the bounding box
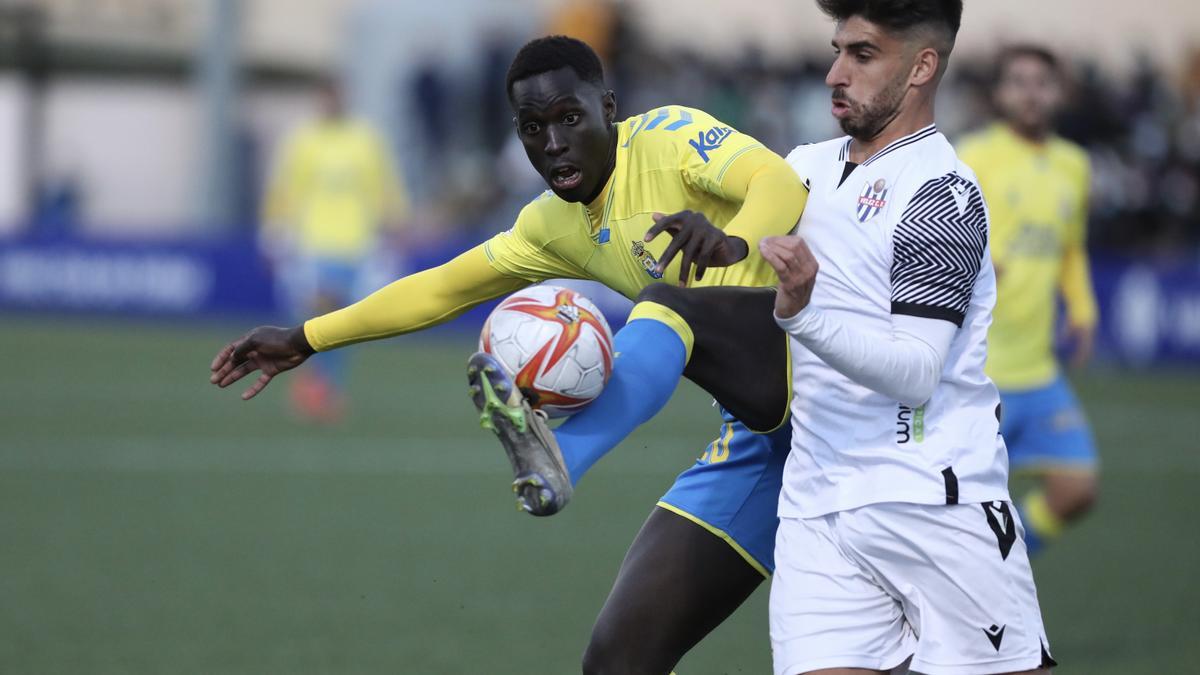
[318,80,345,119]
[995,55,1062,137]
[510,67,617,203]
[825,17,915,140]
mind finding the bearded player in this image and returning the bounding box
[765,1,1055,672]
[211,36,805,673]
[957,46,1099,556]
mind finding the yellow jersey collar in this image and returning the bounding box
[585,170,615,221]
[995,123,1053,153]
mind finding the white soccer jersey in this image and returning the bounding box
[779,126,1010,518]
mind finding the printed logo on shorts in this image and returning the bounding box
[982,501,1017,560]
[983,624,1006,651]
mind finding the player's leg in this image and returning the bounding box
[770,513,915,675]
[471,285,788,514]
[582,508,763,675]
[584,418,790,673]
[555,285,788,480]
[469,311,688,514]
[1004,377,1099,555]
[834,502,1056,675]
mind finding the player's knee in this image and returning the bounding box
[1067,476,1099,517]
[635,283,694,317]
[1046,470,1099,521]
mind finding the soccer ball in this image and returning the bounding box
[480,285,615,418]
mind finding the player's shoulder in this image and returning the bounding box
[954,125,1002,162]
[877,132,986,228]
[783,137,849,183]
[618,105,728,137]
[1048,135,1091,174]
[619,104,750,163]
[512,190,577,241]
[887,129,979,192]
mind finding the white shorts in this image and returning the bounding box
[770,501,1055,675]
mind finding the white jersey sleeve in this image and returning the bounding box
[890,174,989,327]
[776,306,956,408]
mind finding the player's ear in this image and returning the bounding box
[910,47,939,87]
[602,90,616,124]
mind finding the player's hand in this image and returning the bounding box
[1066,322,1095,369]
[209,325,315,400]
[760,235,818,319]
[644,211,749,286]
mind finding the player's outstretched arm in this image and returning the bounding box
[210,325,315,400]
[209,245,528,400]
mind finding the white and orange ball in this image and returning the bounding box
[480,285,615,417]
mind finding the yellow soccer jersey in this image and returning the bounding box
[958,123,1097,390]
[263,119,407,260]
[304,106,806,352]
[482,106,795,299]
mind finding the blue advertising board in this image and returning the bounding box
[1,233,1195,367]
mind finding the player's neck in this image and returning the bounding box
[584,125,620,205]
[847,100,935,164]
[1005,121,1052,146]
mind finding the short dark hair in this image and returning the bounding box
[818,0,962,74]
[994,44,1061,84]
[505,35,605,98]
[815,0,963,37]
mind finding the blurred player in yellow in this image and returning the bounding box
[958,45,1098,555]
[261,77,408,422]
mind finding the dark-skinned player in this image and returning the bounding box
[210,36,805,674]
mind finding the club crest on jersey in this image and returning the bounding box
[631,241,664,279]
[689,126,734,163]
[857,179,889,222]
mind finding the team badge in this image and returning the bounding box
[631,241,664,279]
[856,179,888,222]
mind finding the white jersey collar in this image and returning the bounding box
[837,124,939,167]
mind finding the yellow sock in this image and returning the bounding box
[1023,490,1065,541]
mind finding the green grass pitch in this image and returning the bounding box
[1,316,1197,673]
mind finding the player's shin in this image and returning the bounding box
[554,308,692,485]
[1017,490,1064,556]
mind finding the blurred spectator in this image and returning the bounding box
[546,0,619,63]
[261,77,408,422]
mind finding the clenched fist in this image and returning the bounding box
[759,235,819,319]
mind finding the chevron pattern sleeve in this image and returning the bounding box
[890,173,988,327]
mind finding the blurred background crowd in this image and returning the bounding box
[4,0,1200,250]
